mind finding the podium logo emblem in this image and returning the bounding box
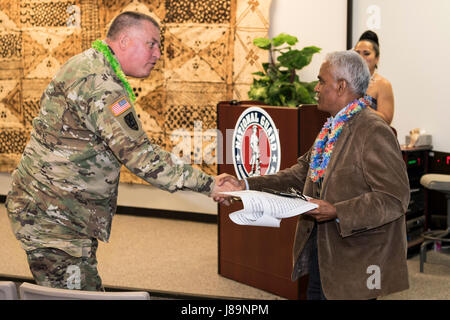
[232,107,281,179]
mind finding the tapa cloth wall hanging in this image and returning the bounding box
[0,0,271,184]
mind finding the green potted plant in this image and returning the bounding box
[248,33,321,107]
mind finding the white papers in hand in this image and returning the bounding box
[221,190,318,228]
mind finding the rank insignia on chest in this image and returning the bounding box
[110,97,131,116]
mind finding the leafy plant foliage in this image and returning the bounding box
[248,33,321,107]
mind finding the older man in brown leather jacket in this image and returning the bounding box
[221,51,410,300]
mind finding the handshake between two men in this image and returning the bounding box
[210,174,245,206]
[209,173,338,223]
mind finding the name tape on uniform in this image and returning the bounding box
[109,97,131,116]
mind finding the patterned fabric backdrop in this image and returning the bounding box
[0,0,271,184]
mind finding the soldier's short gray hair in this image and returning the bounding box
[325,51,370,97]
[107,11,160,40]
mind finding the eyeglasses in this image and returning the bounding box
[262,187,307,201]
[288,187,308,201]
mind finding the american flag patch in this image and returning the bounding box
[109,97,131,116]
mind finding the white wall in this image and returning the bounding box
[271,0,450,153]
[352,0,450,152]
[269,0,348,82]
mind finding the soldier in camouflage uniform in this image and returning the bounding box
[6,11,232,291]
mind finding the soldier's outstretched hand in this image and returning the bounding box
[211,174,245,205]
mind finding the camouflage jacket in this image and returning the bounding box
[6,45,214,256]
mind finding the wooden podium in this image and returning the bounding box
[217,101,328,299]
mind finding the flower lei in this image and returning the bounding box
[91,39,136,102]
[309,97,368,182]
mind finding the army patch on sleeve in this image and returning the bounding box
[124,112,139,130]
[109,97,132,116]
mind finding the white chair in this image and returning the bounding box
[0,281,19,300]
[19,282,150,300]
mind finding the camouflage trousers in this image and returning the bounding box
[25,239,103,291]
